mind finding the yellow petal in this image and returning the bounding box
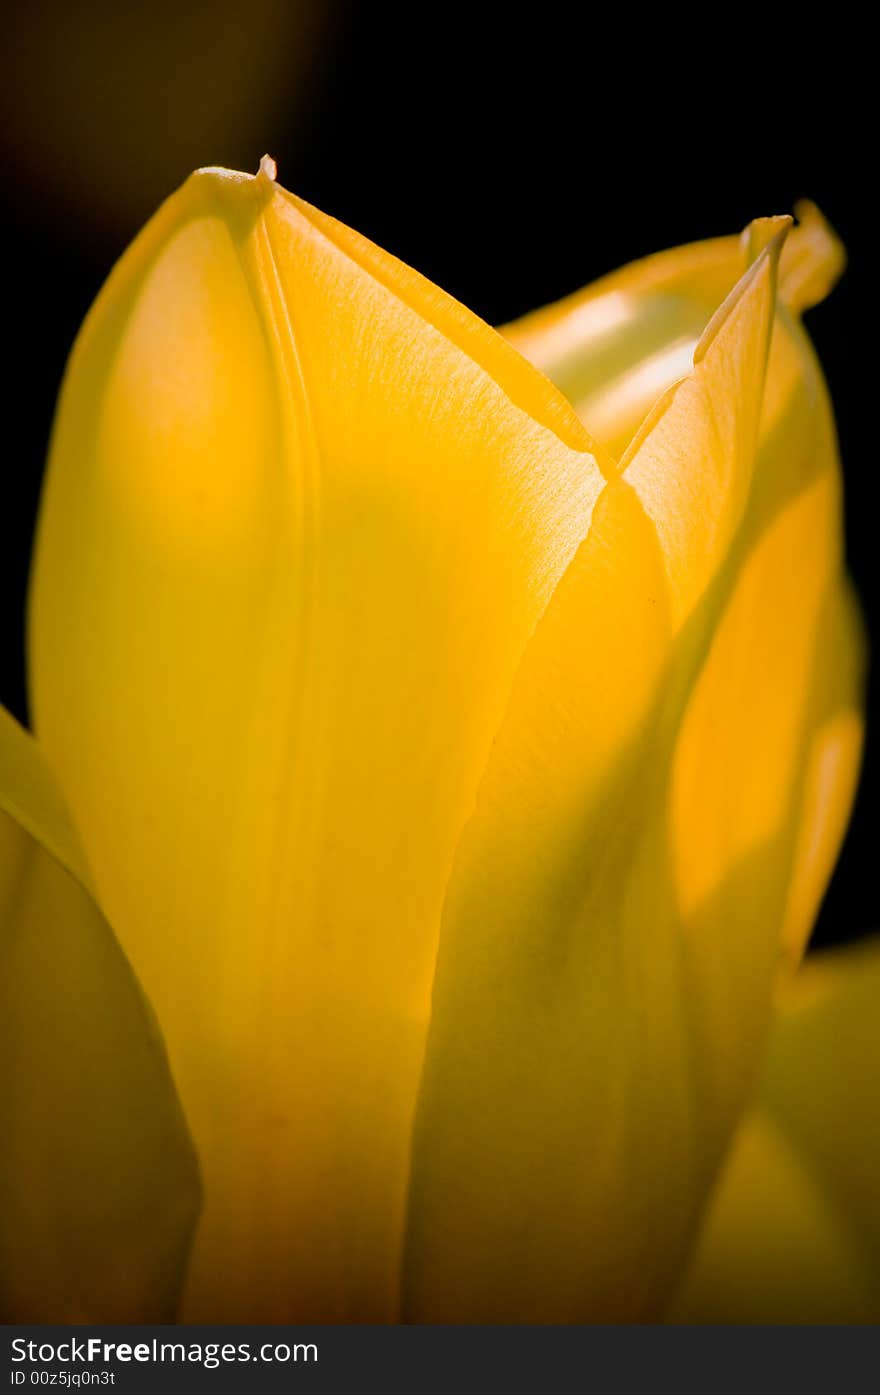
[403,233,766,1320]
[504,204,845,459]
[0,706,199,1321]
[403,223,862,1320]
[779,200,847,316]
[780,580,865,964]
[671,938,880,1323]
[504,230,741,458]
[28,163,606,1320]
[621,223,789,632]
[668,286,836,915]
[670,252,864,967]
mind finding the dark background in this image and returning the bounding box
[0,3,871,945]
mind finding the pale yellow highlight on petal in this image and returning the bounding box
[29,165,605,1322]
[504,233,741,459]
[574,336,695,459]
[403,239,791,1322]
[504,204,844,460]
[271,183,596,460]
[0,707,200,1322]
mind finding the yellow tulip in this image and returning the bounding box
[3,158,869,1321]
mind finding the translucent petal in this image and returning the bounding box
[0,707,199,1321]
[403,224,862,1320]
[28,164,606,1320]
[404,235,769,1320]
[504,204,845,459]
[504,231,741,457]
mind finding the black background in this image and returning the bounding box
[0,3,871,945]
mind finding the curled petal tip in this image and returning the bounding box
[781,200,846,314]
[258,153,277,182]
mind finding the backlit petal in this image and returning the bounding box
[403,233,789,1321]
[28,164,606,1320]
[0,707,199,1321]
[504,204,844,459]
[403,219,862,1320]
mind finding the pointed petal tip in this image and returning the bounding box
[191,154,277,185]
[181,160,282,237]
[740,214,793,268]
[693,219,787,366]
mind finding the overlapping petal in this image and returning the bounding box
[28,162,606,1320]
[504,201,844,460]
[402,216,862,1320]
[0,706,199,1321]
[670,937,880,1323]
[27,172,863,1324]
[512,202,859,980]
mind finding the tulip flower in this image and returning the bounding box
[2,157,872,1322]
